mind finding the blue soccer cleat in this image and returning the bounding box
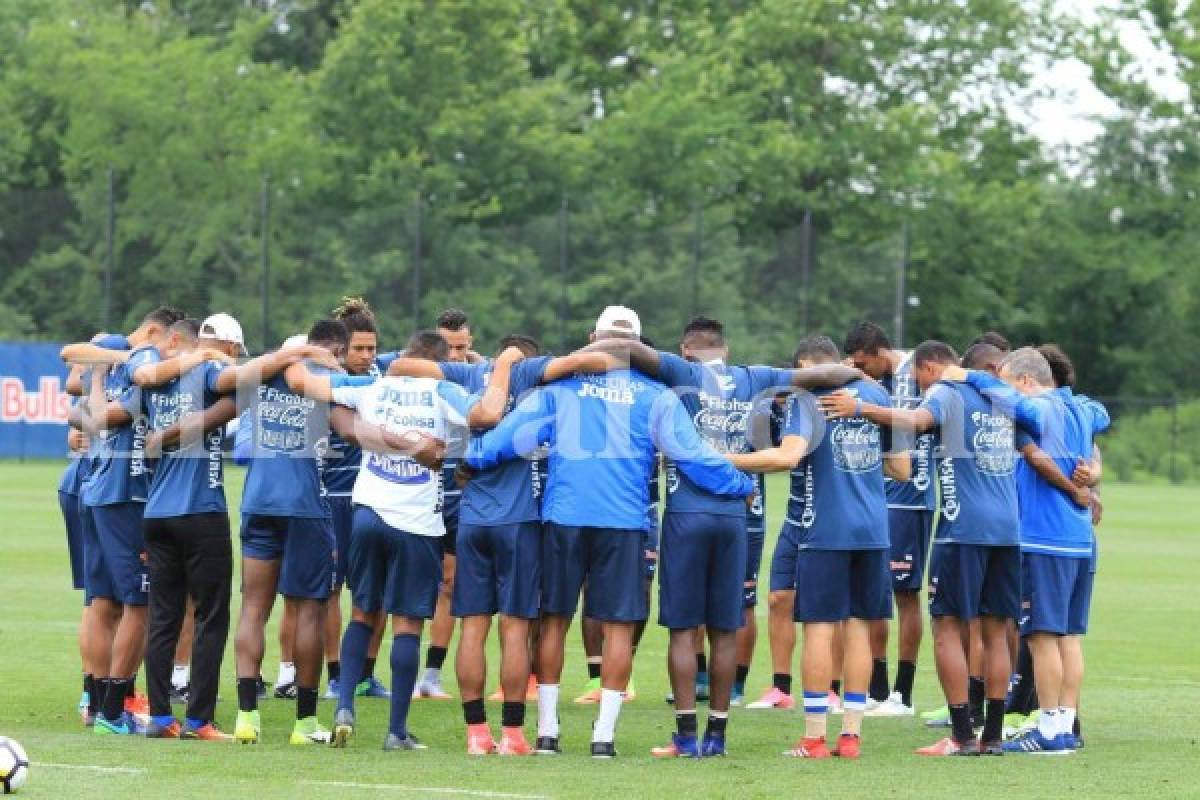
[651,733,700,758]
[700,733,727,757]
[93,711,148,736]
[1001,729,1072,755]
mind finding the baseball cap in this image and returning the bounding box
[594,305,642,338]
[282,334,308,349]
[198,313,248,355]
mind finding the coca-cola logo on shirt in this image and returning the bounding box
[830,422,882,473]
[971,411,1016,476]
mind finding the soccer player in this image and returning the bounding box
[991,348,1109,754]
[467,307,756,759]
[63,306,186,735]
[728,335,909,760]
[326,335,469,751]
[229,319,351,745]
[821,341,1037,755]
[843,321,935,716]
[60,387,92,720]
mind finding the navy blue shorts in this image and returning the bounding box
[928,543,1020,621]
[60,491,86,591]
[745,517,764,608]
[452,522,542,619]
[347,505,443,619]
[888,508,933,592]
[240,514,336,600]
[1021,553,1093,635]
[441,499,459,557]
[329,496,354,588]
[793,549,891,623]
[768,521,803,593]
[87,502,148,606]
[543,524,648,622]
[658,513,746,631]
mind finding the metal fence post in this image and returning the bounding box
[894,219,910,349]
[104,167,115,332]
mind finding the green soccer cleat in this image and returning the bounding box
[234,710,261,744]
[290,716,332,745]
[922,705,951,727]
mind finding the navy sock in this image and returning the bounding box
[869,659,889,703]
[735,665,749,687]
[327,661,341,682]
[425,645,447,670]
[364,657,377,680]
[103,678,130,721]
[236,677,258,712]
[338,620,373,713]
[389,633,420,738]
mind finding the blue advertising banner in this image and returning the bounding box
[0,342,71,459]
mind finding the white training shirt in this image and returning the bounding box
[332,376,471,536]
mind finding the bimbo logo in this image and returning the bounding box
[1,376,71,424]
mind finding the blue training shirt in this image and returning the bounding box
[466,369,754,530]
[655,353,790,519]
[142,361,229,518]
[81,344,160,507]
[882,353,936,511]
[781,379,892,550]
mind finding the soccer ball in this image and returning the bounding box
[0,737,28,794]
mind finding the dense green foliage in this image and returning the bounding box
[0,1,1196,401]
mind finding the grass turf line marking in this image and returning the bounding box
[38,762,147,775]
[302,780,550,799]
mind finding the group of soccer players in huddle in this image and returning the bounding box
[56,297,1108,760]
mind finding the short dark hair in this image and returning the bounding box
[1038,343,1075,388]
[170,318,201,341]
[962,342,1003,371]
[969,330,1011,354]
[913,340,958,369]
[843,321,890,356]
[639,334,655,348]
[498,334,540,358]
[681,316,725,348]
[307,318,349,349]
[142,305,186,330]
[793,335,840,365]
[435,309,469,332]
[405,330,450,362]
[333,296,377,335]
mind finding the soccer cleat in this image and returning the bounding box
[94,711,147,736]
[413,679,452,700]
[234,710,261,744]
[624,678,637,703]
[746,687,796,710]
[181,721,232,742]
[356,676,391,698]
[651,733,700,759]
[499,728,533,756]
[125,692,150,718]
[695,676,710,702]
[331,708,355,748]
[865,691,914,717]
[383,732,427,751]
[828,691,843,715]
[700,733,727,758]
[574,678,602,704]
[923,705,952,728]
[730,685,745,707]
[256,676,268,700]
[466,723,498,755]
[916,736,978,757]
[324,678,340,701]
[273,681,297,700]
[1061,733,1080,751]
[78,691,90,720]
[590,741,617,759]
[783,736,831,759]
[833,733,861,759]
[534,736,561,755]
[169,684,191,705]
[290,716,332,745]
[1001,729,1072,755]
[144,717,182,739]
[664,691,675,705]
[978,740,1005,756]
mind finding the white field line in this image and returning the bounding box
[302,780,550,799]
[37,762,146,775]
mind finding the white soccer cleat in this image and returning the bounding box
[864,691,914,718]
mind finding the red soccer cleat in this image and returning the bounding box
[833,733,861,759]
[466,723,498,755]
[783,736,831,759]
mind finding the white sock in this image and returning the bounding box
[171,664,190,690]
[1037,708,1059,739]
[1059,707,1076,736]
[593,688,624,743]
[276,662,295,686]
[423,667,441,686]
[537,684,560,738]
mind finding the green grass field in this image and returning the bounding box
[2,463,1198,798]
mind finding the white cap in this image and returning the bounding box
[282,333,308,349]
[594,305,642,338]
[198,313,248,355]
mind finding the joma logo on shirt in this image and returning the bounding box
[577,382,634,404]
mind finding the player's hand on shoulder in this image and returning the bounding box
[497,346,527,365]
[455,462,476,488]
[200,348,235,365]
[817,389,856,419]
[940,366,968,382]
[1071,457,1095,488]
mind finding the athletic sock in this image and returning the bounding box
[831,679,842,697]
[537,684,560,738]
[675,709,698,737]
[326,661,340,682]
[706,711,728,737]
[841,692,866,736]
[949,703,974,745]
[869,658,889,702]
[586,657,602,681]
[426,645,447,670]
[236,677,259,713]
[364,656,377,680]
[894,660,916,707]
[735,665,750,690]
[968,675,985,720]
[1037,708,1060,740]
[388,633,420,738]
[982,698,1006,743]
[338,620,372,712]
[772,673,792,696]
[803,691,829,739]
[85,674,99,714]
[103,678,131,721]
[276,661,296,686]
[593,688,623,743]
[296,687,317,720]
[501,701,525,729]
[463,698,486,725]
[1058,707,1076,737]
[126,674,137,698]
[1008,639,1037,714]
[696,653,708,675]
[171,665,190,690]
